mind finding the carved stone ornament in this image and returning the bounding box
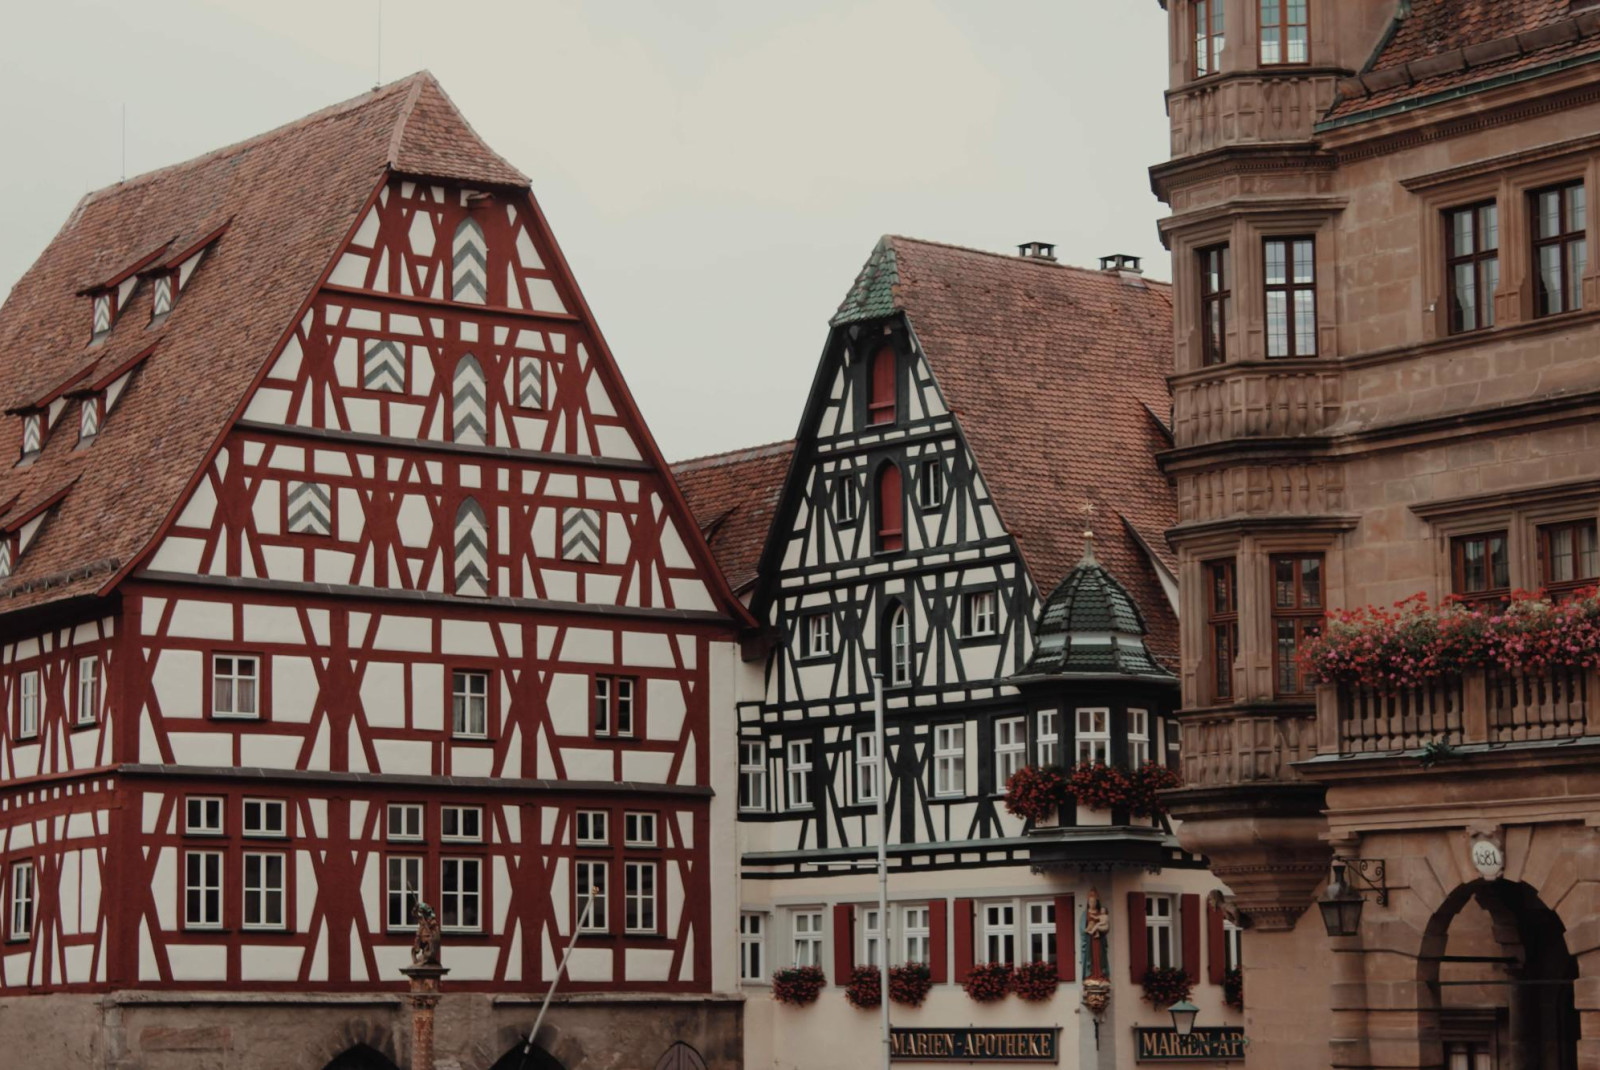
[1469,829,1505,882]
[1082,978,1112,1015]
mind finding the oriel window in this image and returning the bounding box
[1272,554,1323,697]
[1206,560,1239,701]
[1533,181,1587,317]
[1264,237,1316,357]
[1199,244,1231,365]
[1446,202,1499,333]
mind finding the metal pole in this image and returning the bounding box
[875,673,890,1070]
[519,887,596,1070]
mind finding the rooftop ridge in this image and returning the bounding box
[671,439,794,472]
[884,234,1174,289]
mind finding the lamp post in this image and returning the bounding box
[1168,1000,1200,1037]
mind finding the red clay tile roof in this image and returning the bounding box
[0,72,529,615]
[672,441,794,597]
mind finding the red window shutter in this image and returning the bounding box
[953,897,975,982]
[1054,894,1075,982]
[833,903,855,982]
[869,346,896,425]
[1207,899,1227,985]
[1127,891,1148,984]
[877,465,903,552]
[928,899,949,983]
[1181,894,1201,980]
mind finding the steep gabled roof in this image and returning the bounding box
[672,441,794,597]
[0,72,527,613]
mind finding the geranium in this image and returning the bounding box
[1011,960,1060,1002]
[1004,764,1069,823]
[1223,967,1243,1010]
[844,964,881,1009]
[889,963,933,1007]
[962,961,1013,1003]
[771,965,826,1006]
[1141,966,1193,1008]
[1068,762,1134,811]
[1128,762,1183,818]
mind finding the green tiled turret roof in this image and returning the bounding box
[830,236,899,326]
[1017,534,1175,681]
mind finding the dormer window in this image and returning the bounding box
[151,273,175,321]
[0,535,13,579]
[92,292,115,340]
[19,413,42,461]
[868,346,897,426]
[79,395,102,443]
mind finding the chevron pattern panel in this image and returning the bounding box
[92,294,113,336]
[79,397,100,440]
[455,499,490,597]
[152,275,174,318]
[287,482,332,536]
[22,414,42,457]
[452,355,487,445]
[517,356,544,409]
[0,539,11,579]
[362,339,405,393]
[561,507,601,564]
[452,217,488,304]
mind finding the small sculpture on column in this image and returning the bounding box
[401,902,449,1070]
[1081,887,1112,1015]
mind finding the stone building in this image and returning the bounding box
[1152,0,1600,1067]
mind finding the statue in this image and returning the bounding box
[1081,887,1112,1016]
[412,901,442,967]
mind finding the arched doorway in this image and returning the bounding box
[488,1041,565,1070]
[1420,879,1578,1069]
[655,1042,709,1070]
[322,1046,400,1070]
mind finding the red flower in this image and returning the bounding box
[962,961,1013,1003]
[771,965,826,1006]
[1141,967,1193,1008]
[1012,960,1060,1002]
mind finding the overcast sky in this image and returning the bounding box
[0,0,1171,462]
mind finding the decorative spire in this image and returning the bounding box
[1079,502,1097,565]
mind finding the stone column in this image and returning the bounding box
[401,963,450,1070]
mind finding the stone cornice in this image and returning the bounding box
[1150,145,1338,203]
[1399,129,1600,191]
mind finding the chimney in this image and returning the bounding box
[1099,253,1142,274]
[1017,241,1057,262]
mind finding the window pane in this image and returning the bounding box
[1451,210,1474,257]
[1570,240,1587,311]
[1489,536,1510,589]
[1480,204,1498,251]
[1301,557,1322,607]
[1265,240,1286,284]
[1294,290,1317,355]
[1540,191,1562,239]
[1570,184,1587,232]
[1482,257,1499,327]
[1540,245,1564,315]
[1292,240,1315,284]
[1266,291,1288,357]
[1452,263,1476,333]
[1276,620,1299,693]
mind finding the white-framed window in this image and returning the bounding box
[962,590,997,638]
[901,905,930,965]
[386,856,422,929]
[1077,707,1110,764]
[887,604,912,686]
[576,810,608,846]
[452,670,488,738]
[18,669,40,738]
[786,739,813,810]
[212,654,260,718]
[625,861,658,933]
[1167,720,1182,765]
[740,912,766,981]
[856,731,881,804]
[9,861,34,939]
[576,860,608,932]
[1026,900,1056,964]
[1036,709,1060,767]
[861,906,885,967]
[243,799,287,838]
[75,656,99,725]
[243,852,286,930]
[594,675,636,737]
[185,796,224,835]
[184,850,223,929]
[1146,894,1175,969]
[835,478,859,523]
[792,909,823,967]
[1224,918,1243,972]
[624,811,657,847]
[387,803,424,841]
[1129,708,1150,766]
[803,612,834,658]
[739,741,768,812]
[933,724,965,798]
[917,459,944,509]
[440,857,482,932]
[982,902,1017,965]
[995,716,1026,788]
[442,805,482,842]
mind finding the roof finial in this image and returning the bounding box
[1079,503,1097,565]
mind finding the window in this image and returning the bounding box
[213,654,260,718]
[16,669,38,739]
[243,852,286,930]
[1128,708,1150,767]
[739,742,767,812]
[151,273,174,320]
[786,739,813,809]
[1076,708,1110,764]
[440,857,482,931]
[835,477,860,524]
[593,675,636,737]
[933,724,965,798]
[75,656,99,725]
[861,906,885,967]
[1207,559,1239,702]
[876,464,904,553]
[1224,918,1243,972]
[1533,181,1587,317]
[1452,532,1510,605]
[1272,554,1323,696]
[243,799,286,838]
[792,910,823,967]
[1192,0,1225,76]
[387,803,423,841]
[1026,900,1057,964]
[740,913,766,981]
[803,613,833,658]
[1199,244,1231,365]
[962,590,997,638]
[1539,519,1600,598]
[452,670,488,738]
[1264,237,1316,357]
[185,796,224,835]
[386,856,423,929]
[868,346,896,426]
[441,806,482,842]
[1259,0,1308,65]
[856,732,881,804]
[994,716,1026,788]
[902,905,930,965]
[576,810,609,846]
[1446,202,1499,333]
[79,395,101,442]
[917,459,944,510]
[185,850,223,929]
[9,862,35,939]
[624,811,657,847]
[575,860,608,932]
[982,902,1017,965]
[92,292,114,339]
[624,861,658,933]
[1036,709,1060,767]
[1146,895,1175,969]
[887,603,912,686]
[20,412,42,461]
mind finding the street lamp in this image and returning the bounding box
[1169,1000,1200,1037]
[1317,863,1365,938]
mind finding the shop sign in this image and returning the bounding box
[1134,1027,1246,1061]
[890,1028,1059,1063]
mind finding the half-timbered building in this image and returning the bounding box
[676,238,1245,1069]
[0,74,749,1070]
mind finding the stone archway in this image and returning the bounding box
[654,1042,709,1070]
[322,1045,402,1070]
[487,1041,566,1070]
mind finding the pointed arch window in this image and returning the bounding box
[452,354,487,445]
[868,346,897,426]
[452,217,489,305]
[886,602,912,687]
[454,498,489,597]
[875,463,903,553]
